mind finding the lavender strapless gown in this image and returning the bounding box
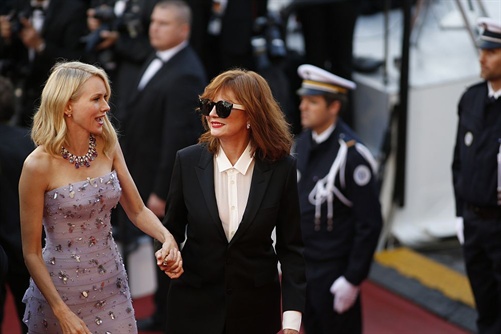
[22,171,137,334]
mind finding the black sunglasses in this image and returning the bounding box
[198,98,245,118]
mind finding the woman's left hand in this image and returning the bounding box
[155,238,183,279]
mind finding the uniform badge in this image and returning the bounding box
[464,132,473,146]
[353,165,371,186]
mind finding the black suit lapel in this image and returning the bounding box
[230,158,273,245]
[130,47,190,103]
[129,53,159,102]
[195,149,227,241]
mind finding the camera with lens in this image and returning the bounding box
[251,11,287,70]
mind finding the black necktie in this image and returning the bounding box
[31,2,46,14]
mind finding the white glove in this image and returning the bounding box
[329,276,359,314]
[455,217,464,245]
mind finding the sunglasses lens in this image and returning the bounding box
[200,100,234,118]
[199,99,213,116]
[216,101,233,118]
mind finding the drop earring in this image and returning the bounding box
[246,123,250,130]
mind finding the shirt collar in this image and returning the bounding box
[312,123,335,144]
[488,82,501,99]
[216,142,254,175]
[156,41,188,63]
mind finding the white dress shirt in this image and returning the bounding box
[312,123,335,144]
[213,143,302,332]
[137,41,188,90]
[29,0,49,60]
[214,143,254,241]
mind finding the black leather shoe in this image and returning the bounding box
[137,316,162,331]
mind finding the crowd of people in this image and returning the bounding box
[1,0,500,333]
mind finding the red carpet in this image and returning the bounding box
[2,281,470,334]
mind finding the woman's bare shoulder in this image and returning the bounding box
[22,146,53,182]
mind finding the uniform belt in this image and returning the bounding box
[466,203,501,219]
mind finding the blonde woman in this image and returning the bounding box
[19,61,183,334]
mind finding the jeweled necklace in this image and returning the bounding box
[61,134,98,169]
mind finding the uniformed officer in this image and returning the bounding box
[294,64,382,334]
[452,17,501,334]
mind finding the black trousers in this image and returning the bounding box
[463,206,501,334]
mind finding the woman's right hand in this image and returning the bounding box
[56,308,91,334]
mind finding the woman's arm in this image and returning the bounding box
[19,150,91,334]
[112,143,183,278]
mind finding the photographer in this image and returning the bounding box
[250,9,300,135]
[0,0,88,128]
[85,0,158,122]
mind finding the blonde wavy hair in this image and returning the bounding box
[31,61,118,158]
[199,69,293,161]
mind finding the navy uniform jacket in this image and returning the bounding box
[452,81,501,215]
[295,120,382,285]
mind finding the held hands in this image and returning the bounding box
[455,217,464,245]
[155,236,183,279]
[330,276,359,314]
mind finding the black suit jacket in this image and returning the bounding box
[120,45,206,201]
[164,144,306,334]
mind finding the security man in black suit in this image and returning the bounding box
[118,1,206,331]
[294,64,382,334]
[452,17,501,334]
